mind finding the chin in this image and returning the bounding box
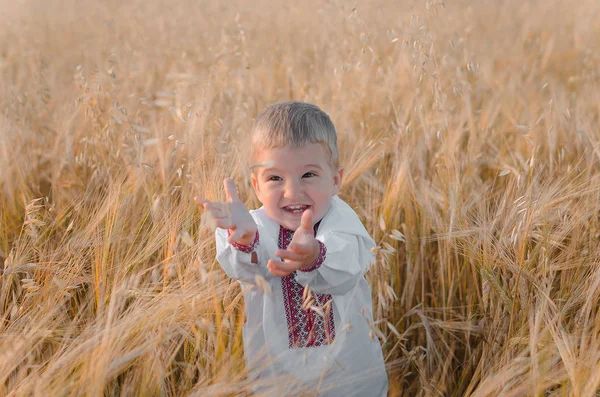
[281,220,300,231]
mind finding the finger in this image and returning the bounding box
[227,229,244,244]
[206,210,226,220]
[267,260,293,277]
[196,198,214,212]
[287,241,313,254]
[203,202,227,217]
[223,178,239,202]
[267,265,288,277]
[275,249,305,262]
[202,201,216,210]
[299,208,313,232]
[272,257,301,272]
[203,213,228,231]
[207,215,235,230]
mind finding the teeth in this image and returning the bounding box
[284,205,308,213]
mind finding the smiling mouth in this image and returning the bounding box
[282,205,311,214]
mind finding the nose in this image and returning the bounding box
[283,179,304,201]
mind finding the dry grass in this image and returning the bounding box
[1,0,600,395]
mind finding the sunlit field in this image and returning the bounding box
[1,0,600,395]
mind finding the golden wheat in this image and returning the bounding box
[1,0,600,395]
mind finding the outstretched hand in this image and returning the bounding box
[267,209,319,277]
[195,178,257,245]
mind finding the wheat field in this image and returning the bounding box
[1,0,600,395]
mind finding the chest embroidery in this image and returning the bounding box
[279,225,336,349]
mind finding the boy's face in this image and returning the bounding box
[251,143,343,231]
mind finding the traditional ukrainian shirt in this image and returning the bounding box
[215,196,388,396]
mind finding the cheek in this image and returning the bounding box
[262,186,281,203]
[310,185,332,204]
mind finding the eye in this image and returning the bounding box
[268,176,282,181]
[303,172,317,178]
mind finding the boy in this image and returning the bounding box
[197,101,388,396]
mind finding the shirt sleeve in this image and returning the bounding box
[215,227,274,284]
[294,232,375,295]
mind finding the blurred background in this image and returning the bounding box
[1,0,600,395]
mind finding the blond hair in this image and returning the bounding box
[251,101,339,167]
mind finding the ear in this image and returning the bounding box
[251,173,263,203]
[333,166,344,195]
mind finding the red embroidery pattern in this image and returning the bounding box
[228,230,259,253]
[300,240,326,272]
[279,224,336,349]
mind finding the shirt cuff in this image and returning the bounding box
[300,240,326,272]
[228,230,259,253]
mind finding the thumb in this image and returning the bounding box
[228,229,244,244]
[193,196,206,206]
[299,208,313,232]
[223,178,239,202]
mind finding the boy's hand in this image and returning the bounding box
[195,178,257,245]
[268,209,319,277]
